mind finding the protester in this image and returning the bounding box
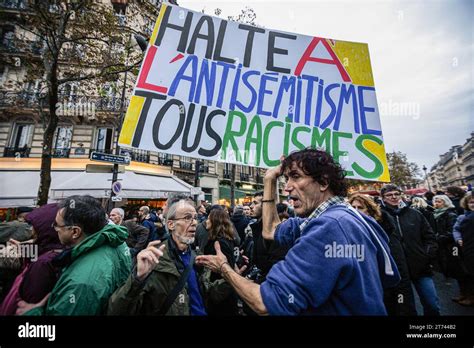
[197,204,208,223]
[411,196,436,231]
[18,195,131,315]
[230,205,249,243]
[246,192,289,282]
[110,208,149,260]
[243,205,251,218]
[349,193,416,315]
[197,149,400,315]
[276,203,289,222]
[433,195,460,277]
[0,207,33,244]
[452,192,474,306]
[446,186,466,216]
[203,208,242,315]
[138,206,157,241]
[107,199,235,315]
[424,191,435,207]
[0,204,63,315]
[381,184,440,316]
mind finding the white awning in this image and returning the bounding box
[0,170,193,207]
[50,171,192,199]
[0,171,75,207]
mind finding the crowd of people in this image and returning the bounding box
[0,148,473,316]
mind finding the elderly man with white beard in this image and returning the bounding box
[107,199,235,316]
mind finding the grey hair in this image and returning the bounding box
[111,207,125,218]
[166,199,195,222]
[411,197,428,209]
[433,195,455,209]
[233,205,244,215]
[140,206,150,214]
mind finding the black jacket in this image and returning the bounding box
[251,219,290,277]
[230,214,250,243]
[460,213,474,275]
[434,208,464,278]
[379,211,417,315]
[381,204,438,280]
[413,207,436,232]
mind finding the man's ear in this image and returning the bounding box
[166,219,174,231]
[71,226,83,240]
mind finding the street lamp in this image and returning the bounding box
[422,165,432,192]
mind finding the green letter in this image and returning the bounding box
[222,110,247,162]
[332,131,353,176]
[244,115,262,165]
[263,121,284,166]
[352,134,384,179]
[291,126,311,150]
[311,127,331,152]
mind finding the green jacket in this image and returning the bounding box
[107,238,231,315]
[25,224,131,315]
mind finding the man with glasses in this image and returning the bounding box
[19,195,131,315]
[108,199,231,315]
[380,184,440,315]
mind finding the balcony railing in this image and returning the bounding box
[240,173,250,182]
[158,156,173,166]
[256,175,263,184]
[1,38,44,55]
[120,148,150,163]
[179,161,193,170]
[0,91,123,112]
[89,148,114,155]
[223,171,231,179]
[3,146,30,158]
[51,148,71,158]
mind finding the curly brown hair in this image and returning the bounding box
[280,148,348,196]
[348,193,382,221]
[208,208,235,241]
[460,192,474,211]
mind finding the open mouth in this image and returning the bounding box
[289,195,301,208]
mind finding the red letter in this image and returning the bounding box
[294,37,351,82]
[136,46,168,94]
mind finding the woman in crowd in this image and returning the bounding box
[0,204,63,315]
[433,195,460,280]
[452,192,474,306]
[411,196,436,231]
[348,193,416,315]
[203,208,240,315]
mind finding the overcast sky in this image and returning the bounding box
[180,0,473,171]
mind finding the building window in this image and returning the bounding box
[179,156,193,170]
[158,153,173,166]
[52,126,73,158]
[95,127,113,153]
[10,123,33,148]
[5,123,34,157]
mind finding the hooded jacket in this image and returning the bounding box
[24,224,131,315]
[381,203,438,280]
[260,204,400,315]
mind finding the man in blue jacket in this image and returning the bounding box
[197,149,400,315]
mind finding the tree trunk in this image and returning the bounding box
[37,63,58,206]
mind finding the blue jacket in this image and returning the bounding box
[260,204,400,315]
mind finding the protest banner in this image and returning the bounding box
[119,3,390,181]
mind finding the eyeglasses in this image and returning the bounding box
[51,221,73,230]
[171,214,198,223]
[384,193,401,198]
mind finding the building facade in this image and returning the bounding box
[427,132,474,191]
[0,0,269,210]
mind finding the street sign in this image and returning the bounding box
[90,151,130,165]
[191,187,202,195]
[111,196,122,202]
[112,181,122,195]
